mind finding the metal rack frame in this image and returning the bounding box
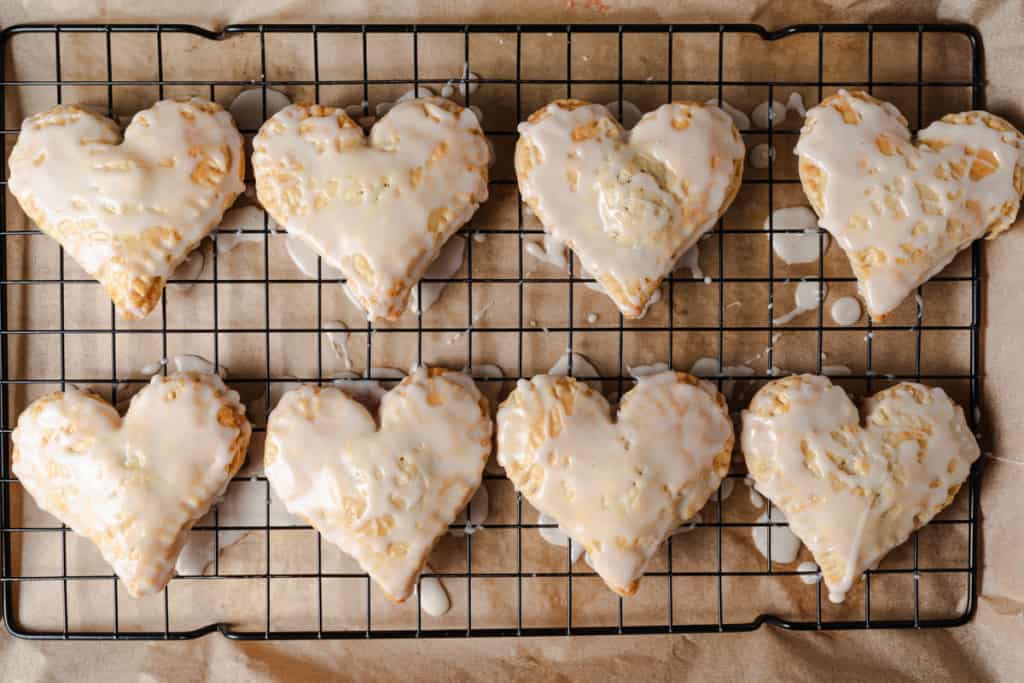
[0,22,983,639]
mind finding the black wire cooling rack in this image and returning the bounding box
[0,23,983,639]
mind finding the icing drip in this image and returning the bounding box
[751,100,788,130]
[216,205,277,254]
[705,98,751,130]
[797,561,821,584]
[450,482,489,537]
[537,512,586,564]
[410,235,466,314]
[749,143,772,169]
[830,296,862,326]
[773,280,827,325]
[415,565,451,616]
[765,206,830,265]
[548,351,602,392]
[324,320,352,369]
[751,504,803,564]
[229,88,291,130]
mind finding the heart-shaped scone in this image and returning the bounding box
[515,100,744,318]
[8,98,245,319]
[741,374,979,603]
[265,367,491,603]
[496,371,733,596]
[252,98,490,321]
[796,90,1024,319]
[11,372,251,597]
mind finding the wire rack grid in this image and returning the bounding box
[0,23,983,640]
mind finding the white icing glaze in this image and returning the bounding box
[674,242,703,279]
[458,65,481,96]
[216,205,277,254]
[795,90,1024,318]
[748,481,765,509]
[285,234,344,279]
[450,481,489,537]
[265,367,491,602]
[749,143,772,169]
[717,477,736,503]
[324,320,352,369]
[229,88,291,131]
[8,98,245,319]
[687,357,755,401]
[537,512,585,564]
[628,362,670,378]
[786,92,807,118]
[172,354,226,377]
[410,234,465,314]
[416,569,451,616]
[331,367,407,413]
[830,296,862,326]
[797,561,821,584]
[672,511,702,535]
[688,357,721,377]
[497,371,733,596]
[751,504,802,564]
[752,100,788,129]
[765,206,830,265]
[253,98,490,321]
[705,98,751,130]
[741,374,980,602]
[11,373,250,597]
[376,86,436,117]
[140,359,167,376]
[547,351,602,393]
[773,280,827,325]
[524,233,570,271]
[516,100,744,318]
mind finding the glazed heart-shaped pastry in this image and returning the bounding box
[741,375,979,603]
[515,99,744,318]
[11,373,251,597]
[252,98,490,321]
[8,97,245,319]
[496,371,733,596]
[796,90,1024,319]
[265,367,491,602]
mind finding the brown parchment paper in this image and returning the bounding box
[1,1,1023,681]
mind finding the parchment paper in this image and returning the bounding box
[1,1,1022,681]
